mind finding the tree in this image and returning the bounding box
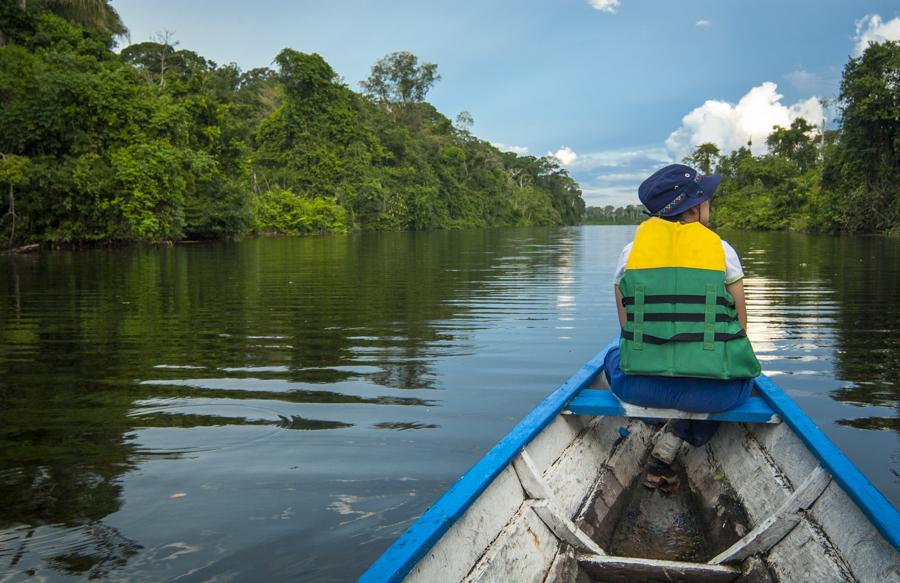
[0,152,29,244]
[683,143,720,174]
[766,117,820,172]
[120,32,182,88]
[8,0,127,37]
[360,51,440,105]
[821,41,900,233]
[453,111,474,137]
[274,48,338,100]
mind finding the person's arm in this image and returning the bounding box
[615,285,626,328]
[726,279,748,331]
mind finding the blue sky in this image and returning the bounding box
[112,0,900,207]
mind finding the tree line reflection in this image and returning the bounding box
[0,228,572,577]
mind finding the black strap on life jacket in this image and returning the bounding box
[621,329,747,344]
[626,312,737,323]
[621,294,735,308]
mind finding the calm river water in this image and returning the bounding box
[1,226,897,581]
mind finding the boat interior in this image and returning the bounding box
[404,376,898,582]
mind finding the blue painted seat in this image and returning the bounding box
[565,389,781,424]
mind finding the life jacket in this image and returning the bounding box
[618,217,761,379]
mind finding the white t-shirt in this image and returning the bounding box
[612,240,745,286]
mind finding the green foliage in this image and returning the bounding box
[819,41,900,234]
[0,153,29,185]
[583,205,644,225]
[360,51,440,105]
[766,118,820,172]
[0,10,583,247]
[682,143,720,174]
[707,41,899,235]
[253,189,347,235]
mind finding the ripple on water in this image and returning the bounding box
[127,400,353,456]
[0,522,142,580]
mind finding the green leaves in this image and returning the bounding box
[0,13,585,246]
[253,189,347,235]
[360,51,440,105]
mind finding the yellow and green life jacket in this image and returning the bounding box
[618,217,761,380]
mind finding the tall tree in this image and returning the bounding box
[360,51,440,106]
[683,143,721,174]
[766,117,820,172]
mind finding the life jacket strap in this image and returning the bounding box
[625,313,737,323]
[633,285,645,350]
[704,285,717,351]
[621,294,735,308]
[621,329,748,344]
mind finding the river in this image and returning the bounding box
[1,226,897,581]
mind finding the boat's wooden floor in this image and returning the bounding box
[578,554,741,583]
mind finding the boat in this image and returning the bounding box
[360,342,900,582]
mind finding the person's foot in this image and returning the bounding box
[651,425,683,465]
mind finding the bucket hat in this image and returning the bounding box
[638,164,722,217]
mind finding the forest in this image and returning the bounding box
[686,40,899,235]
[0,2,585,246]
[582,205,644,225]
[1,2,897,246]
[585,41,898,235]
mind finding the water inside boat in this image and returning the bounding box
[573,425,759,582]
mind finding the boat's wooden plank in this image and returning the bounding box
[530,500,605,555]
[513,449,552,500]
[513,450,605,554]
[462,500,559,583]
[765,517,857,582]
[748,421,900,581]
[545,419,630,518]
[606,419,655,490]
[703,424,865,581]
[566,390,780,423]
[747,421,819,485]
[577,554,741,583]
[710,466,831,564]
[521,414,587,483]
[406,466,525,583]
[544,545,578,583]
[359,343,615,583]
[807,481,900,581]
[754,374,900,551]
[706,423,793,523]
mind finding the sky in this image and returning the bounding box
[111,0,900,207]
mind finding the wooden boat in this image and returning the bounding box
[360,342,900,582]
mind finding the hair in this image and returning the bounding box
[660,211,687,222]
[660,202,704,223]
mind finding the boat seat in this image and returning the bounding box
[565,389,781,424]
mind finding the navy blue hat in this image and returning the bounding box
[638,164,722,217]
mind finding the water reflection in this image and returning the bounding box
[1,226,897,580]
[725,229,899,496]
[0,228,588,580]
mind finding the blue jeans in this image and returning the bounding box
[603,346,753,446]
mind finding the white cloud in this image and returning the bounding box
[549,146,578,166]
[588,0,620,14]
[491,142,529,155]
[855,15,900,56]
[567,145,673,207]
[695,20,712,28]
[567,145,671,172]
[580,185,635,208]
[665,82,824,161]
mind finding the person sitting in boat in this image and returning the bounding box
[606,163,761,476]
